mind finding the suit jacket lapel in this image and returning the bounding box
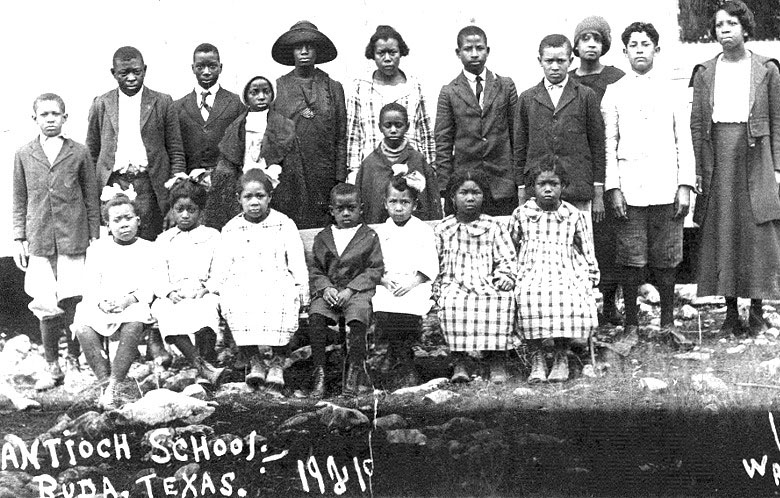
[452,72,480,111]
[140,87,154,130]
[555,80,576,114]
[185,90,205,125]
[341,224,369,258]
[322,226,338,256]
[30,139,51,168]
[532,81,555,111]
[482,70,498,111]
[51,139,74,168]
[207,87,229,124]
[106,89,119,133]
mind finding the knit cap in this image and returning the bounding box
[573,16,612,57]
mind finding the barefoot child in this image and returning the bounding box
[308,183,384,397]
[434,169,516,383]
[510,161,599,383]
[73,193,156,409]
[355,102,441,224]
[151,178,224,384]
[210,169,309,397]
[12,93,100,391]
[373,175,438,386]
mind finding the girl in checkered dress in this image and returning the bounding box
[510,162,599,384]
[209,169,309,397]
[434,170,516,384]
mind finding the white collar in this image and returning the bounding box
[194,82,221,96]
[545,75,568,89]
[463,68,488,83]
[118,86,144,102]
[39,133,65,143]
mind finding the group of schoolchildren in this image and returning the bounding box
[12,14,698,408]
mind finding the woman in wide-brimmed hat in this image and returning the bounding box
[272,20,347,229]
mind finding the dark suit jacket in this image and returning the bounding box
[86,87,185,213]
[514,78,605,202]
[435,70,518,199]
[690,53,780,224]
[175,86,245,173]
[13,138,100,256]
[309,223,384,295]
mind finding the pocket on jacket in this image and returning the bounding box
[750,118,770,137]
[566,116,586,133]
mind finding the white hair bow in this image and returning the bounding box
[391,163,426,193]
[100,183,137,202]
[246,158,282,189]
[164,168,212,190]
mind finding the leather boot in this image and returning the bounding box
[195,357,226,386]
[399,342,419,387]
[195,327,218,363]
[311,366,326,399]
[343,362,362,397]
[35,361,65,391]
[245,354,267,389]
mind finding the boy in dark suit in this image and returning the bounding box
[175,43,245,174]
[435,26,518,216]
[308,183,384,397]
[13,93,100,390]
[86,46,185,242]
[515,34,606,223]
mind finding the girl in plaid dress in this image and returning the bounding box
[510,162,599,384]
[435,170,516,384]
[209,169,309,396]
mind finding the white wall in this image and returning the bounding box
[2,0,779,255]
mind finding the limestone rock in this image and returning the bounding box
[513,387,537,396]
[374,414,407,431]
[391,377,448,396]
[759,358,780,375]
[692,373,728,392]
[726,345,747,354]
[181,383,208,400]
[117,388,215,426]
[640,377,668,391]
[678,305,699,320]
[386,429,427,445]
[638,283,660,304]
[675,284,697,303]
[315,402,370,431]
[163,369,199,392]
[423,389,460,404]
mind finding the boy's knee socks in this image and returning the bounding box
[77,327,110,381]
[309,314,329,367]
[346,321,367,363]
[622,266,643,326]
[654,267,677,326]
[40,318,61,363]
[60,297,81,358]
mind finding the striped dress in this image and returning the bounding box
[509,200,599,340]
[434,214,516,352]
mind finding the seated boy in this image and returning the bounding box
[601,22,694,349]
[436,25,518,215]
[13,93,100,390]
[308,183,384,397]
[515,34,605,223]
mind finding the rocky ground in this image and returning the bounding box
[3,284,780,496]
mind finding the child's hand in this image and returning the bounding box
[194,287,209,299]
[393,273,424,297]
[98,299,116,313]
[112,294,138,312]
[592,185,605,223]
[168,290,185,304]
[493,275,514,291]
[323,287,340,307]
[381,277,398,290]
[13,240,29,272]
[335,288,354,307]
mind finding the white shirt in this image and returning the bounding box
[244,110,269,167]
[463,68,487,108]
[331,225,360,256]
[195,83,221,121]
[114,88,148,172]
[601,70,696,206]
[39,134,64,165]
[712,54,751,123]
[545,75,568,108]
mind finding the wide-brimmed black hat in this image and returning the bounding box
[272,20,338,66]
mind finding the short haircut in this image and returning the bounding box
[447,168,492,200]
[525,156,570,190]
[242,76,275,106]
[237,168,274,196]
[538,34,572,57]
[102,193,136,224]
[386,174,420,202]
[33,93,65,114]
[621,22,660,46]
[330,182,361,204]
[194,42,220,59]
[457,25,488,48]
[364,25,410,59]
[113,46,144,64]
[379,102,408,124]
[711,0,755,40]
[169,179,209,210]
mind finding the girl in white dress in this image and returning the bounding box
[210,169,309,396]
[73,193,156,409]
[151,178,224,385]
[373,174,438,386]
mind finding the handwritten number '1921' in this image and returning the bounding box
[298,456,373,494]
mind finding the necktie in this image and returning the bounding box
[475,75,483,105]
[200,91,211,119]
